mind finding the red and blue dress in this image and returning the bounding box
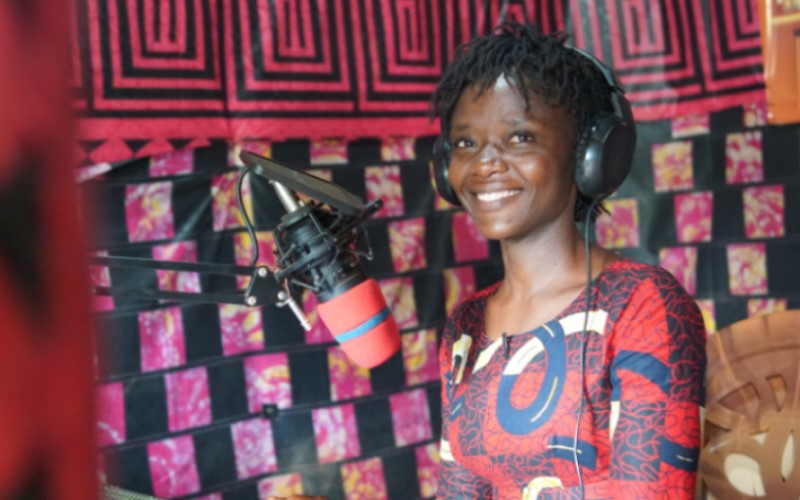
[437,259,706,499]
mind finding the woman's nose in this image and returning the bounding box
[475,143,507,173]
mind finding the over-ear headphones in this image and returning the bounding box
[432,47,637,207]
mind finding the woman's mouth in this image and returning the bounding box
[475,190,520,203]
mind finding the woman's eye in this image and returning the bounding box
[509,132,533,144]
[453,138,473,149]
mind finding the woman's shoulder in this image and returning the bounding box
[599,256,687,292]
[596,256,703,333]
[591,256,699,322]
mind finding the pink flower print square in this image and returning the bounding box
[416,443,439,498]
[258,473,303,498]
[96,383,125,446]
[165,367,211,432]
[695,299,716,335]
[402,329,439,385]
[390,388,432,446]
[147,436,201,498]
[443,266,476,317]
[139,306,186,372]
[150,148,194,177]
[658,247,698,295]
[747,298,787,317]
[244,353,292,413]
[313,404,360,463]
[302,291,334,345]
[727,243,768,296]
[674,191,713,243]
[152,241,201,294]
[744,185,785,239]
[379,277,418,330]
[212,171,252,231]
[328,346,371,401]
[381,137,416,161]
[743,100,768,128]
[652,141,693,192]
[219,304,264,356]
[231,418,277,479]
[726,131,763,184]
[388,217,427,272]
[452,211,488,262]
[595,199,640,249]
[341,457,388,500]
[671,113,709,138]
[125,182,175,242]
[310,139,347,165]
[366,165,404,218]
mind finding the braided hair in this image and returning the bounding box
[430,22,614,222]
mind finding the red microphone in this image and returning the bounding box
[239,151,400,369]
[317,278,400,368]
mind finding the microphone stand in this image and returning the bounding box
[88,254,311,329]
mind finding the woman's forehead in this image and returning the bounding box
[453,77,562,122]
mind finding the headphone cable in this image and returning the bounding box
[574,198,599,498]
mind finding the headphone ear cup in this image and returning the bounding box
[574,113,635,200]
[432,136,462,206]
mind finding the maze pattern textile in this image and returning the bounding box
[86,101,799,499]
[73,0,766,165]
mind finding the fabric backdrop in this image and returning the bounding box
[86,96,800,499]
[73,0,766,166]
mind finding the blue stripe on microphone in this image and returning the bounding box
[334,307,391,343]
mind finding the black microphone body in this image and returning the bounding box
[273,200,366,302]
[239,150,399,369]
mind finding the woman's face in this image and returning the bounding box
[447,77,577,242]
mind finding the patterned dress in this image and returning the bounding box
[437,259,706,499]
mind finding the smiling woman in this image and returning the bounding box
[429,22,706,499]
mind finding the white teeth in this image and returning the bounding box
[476,190,518,202]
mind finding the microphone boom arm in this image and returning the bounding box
[88,255,311,329]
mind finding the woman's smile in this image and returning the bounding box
[473,188,522,205]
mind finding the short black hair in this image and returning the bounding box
[430,21,614,222]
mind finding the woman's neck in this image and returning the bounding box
[497,223,588,299]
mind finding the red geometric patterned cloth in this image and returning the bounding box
[438,259,706,499]
[72,0,765,165]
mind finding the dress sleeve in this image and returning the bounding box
[436,304,494,500]
[606,270,706,498]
